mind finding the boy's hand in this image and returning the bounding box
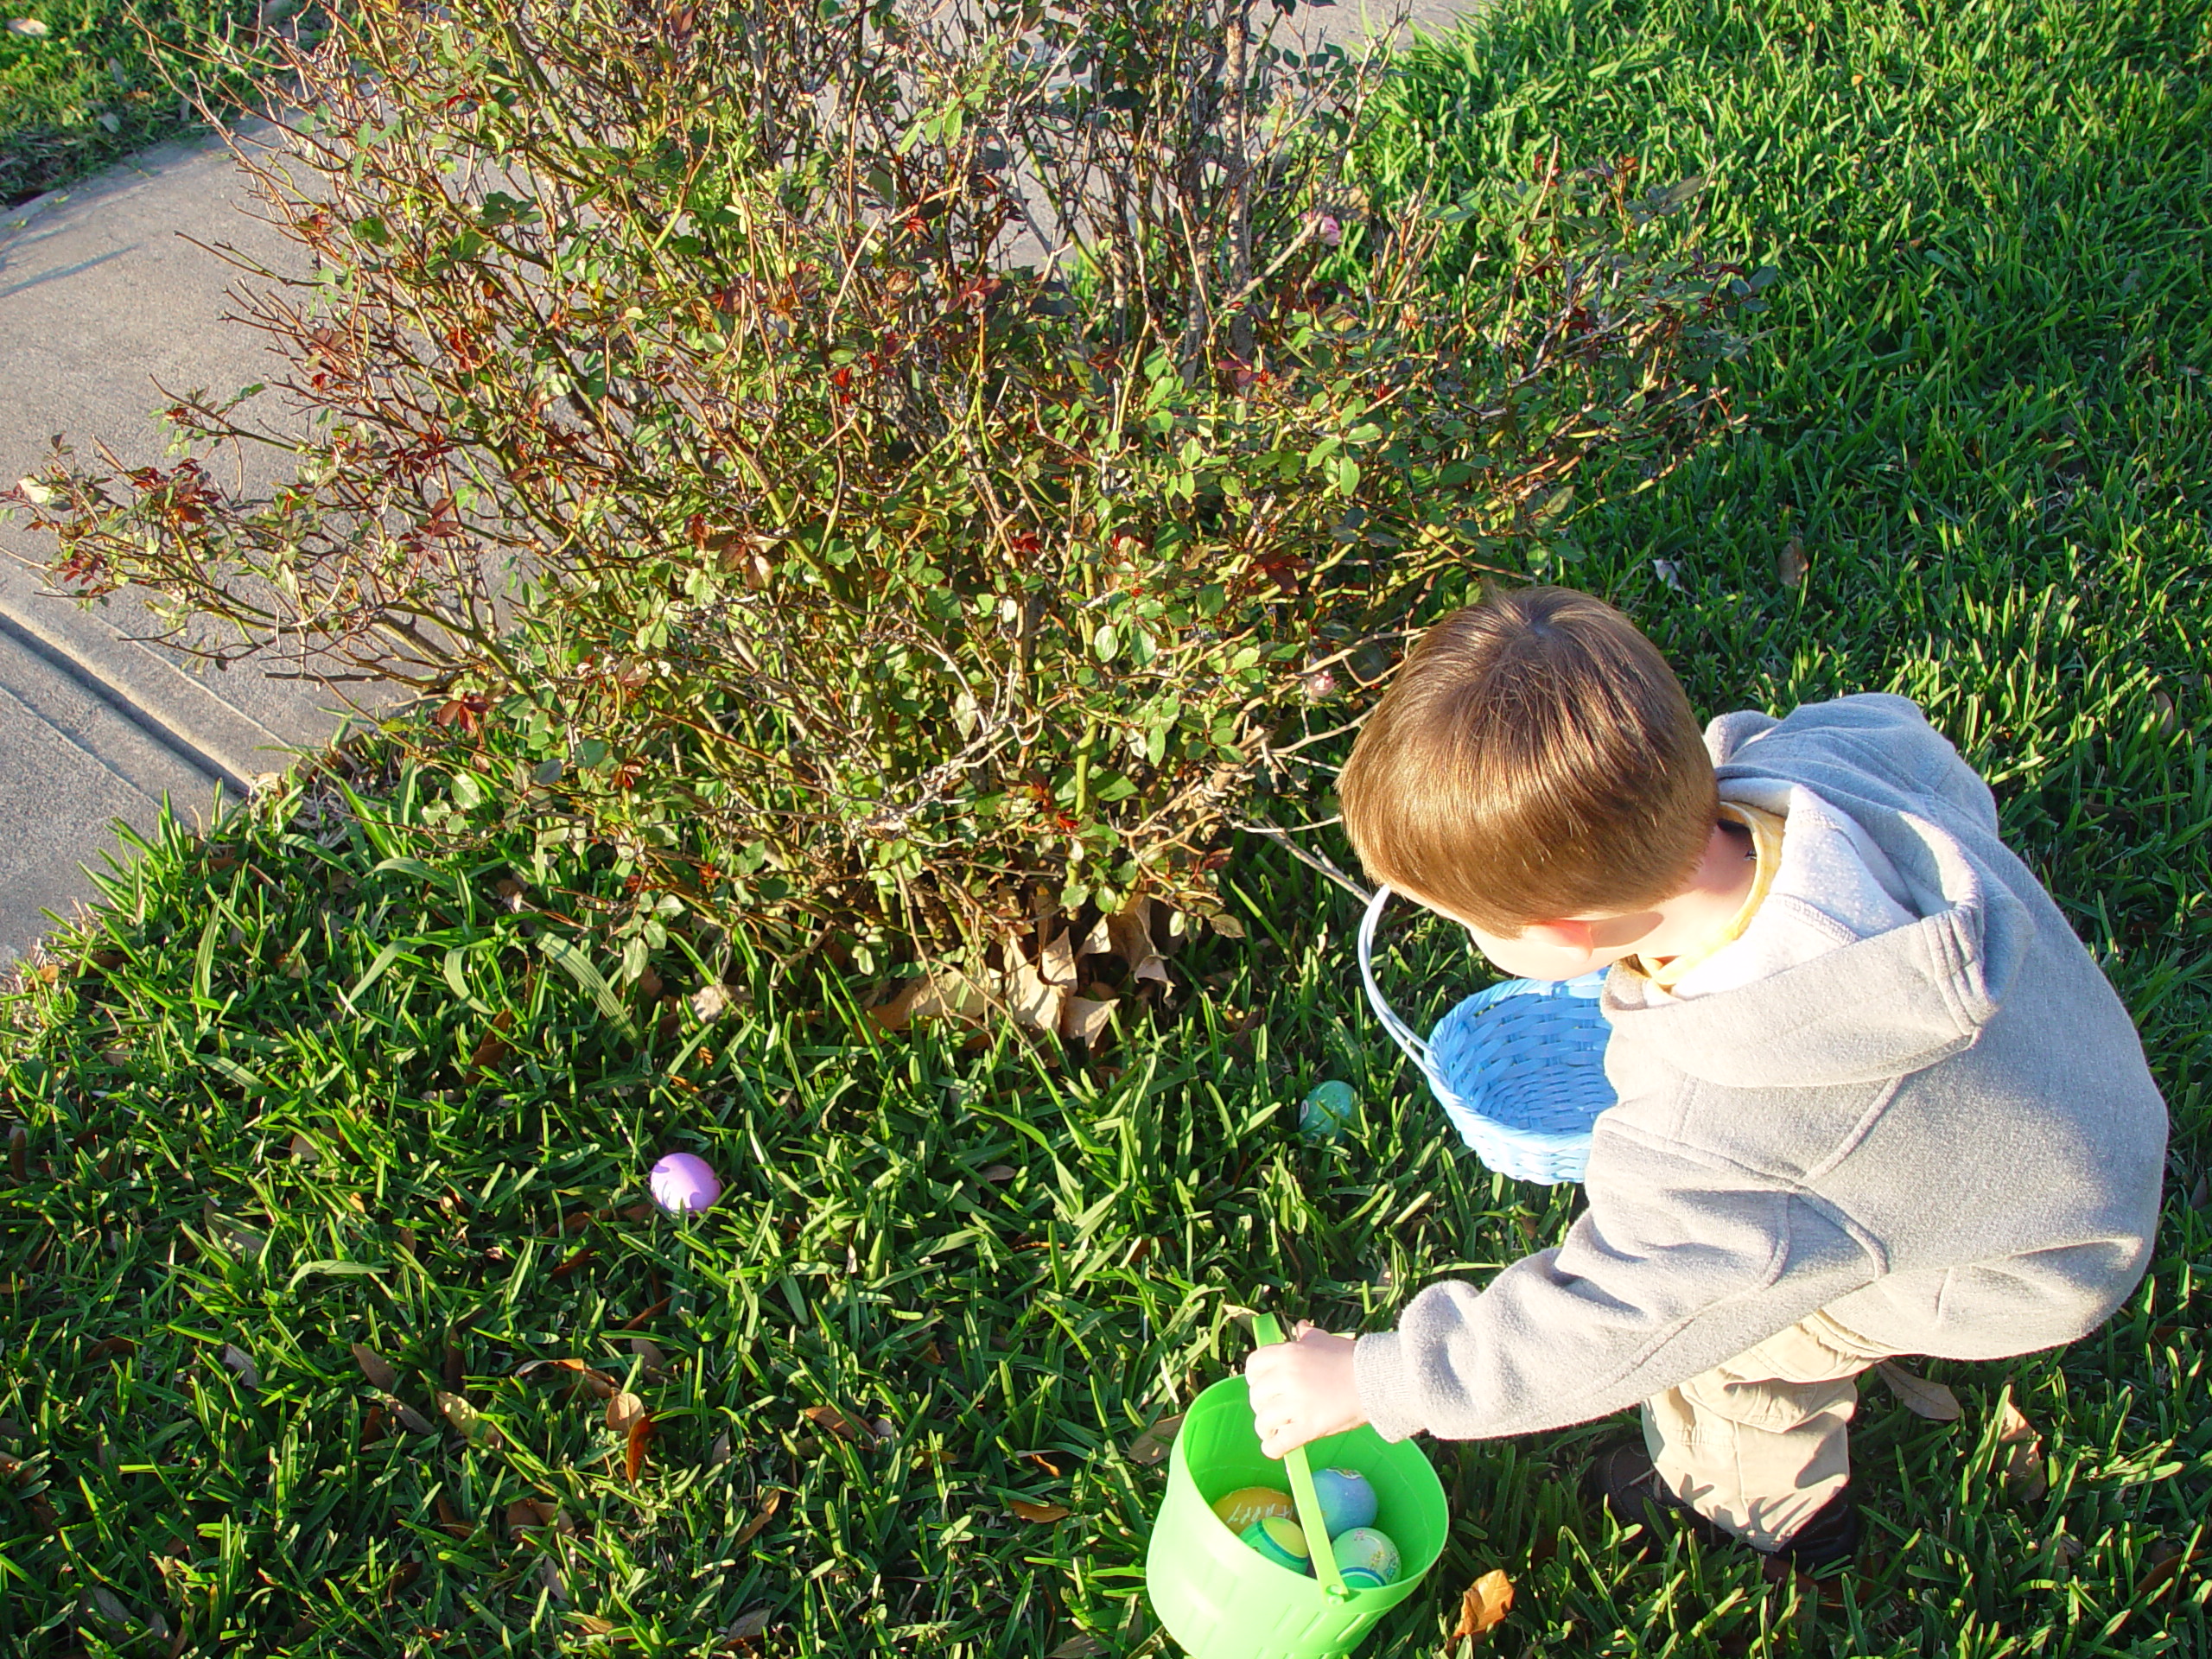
[1244,1321,1366,1459]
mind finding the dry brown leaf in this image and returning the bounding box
[506,1498,558,1543]
[723,1606,773,1643]
[1208,912,1247,939]
[1995,1395,2047,1503]
[1876,1362,1962,1421]
[981,1165,1017,1183]
[435,1491,470,1539]
[1452,1568,1516,1642]
[1060,995,1117,1043]
[919,1341,945,1364]
[2135,1536,2189,1601]
[360,1403,387,1446]
[1075,915,1111,959]
[1046,1637,1106,1658]
[1039,925,1079,987]
[384,1394,435,1435]
[468,1008,516,1072]
[84,1335,135,1363]
[571,1612,615,1635]
[605,1390,647,1433]
[802,1403,868,1441]
[1105,897,1155,967]
[1024,1451,1067,1477]
[220,1344,259,1389]
[435,1389,498,1444]
[1777,535,1808,589]
[709,1431,733,1466]
[867,977,929,1033]
[286,1131,318,1163]
[2190,1170,2209,1211]
[518,1357,619,1399]
[732,1490,784,1549]
[1009,1498,1071,1522]
[632,1336,668,1373]
[690,982,739,1023]
[637,967,664,1001]
[1125,1412,1183,1465]
[624,1413,654,1484]
[1006,952,1065,1033]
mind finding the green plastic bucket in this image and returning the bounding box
[1144,1319,1449,1658]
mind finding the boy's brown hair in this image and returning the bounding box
[1340,587,1717,932]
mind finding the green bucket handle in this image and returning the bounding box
[1252,1313,1354,1603]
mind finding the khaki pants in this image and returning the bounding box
[1641,1308,1891,1552]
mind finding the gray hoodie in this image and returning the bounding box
[1353,694,2170,1442]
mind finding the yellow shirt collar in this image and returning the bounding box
[1624,802,1786,989]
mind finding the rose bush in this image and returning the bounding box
[9,0,1764,986]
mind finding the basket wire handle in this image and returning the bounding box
[1252,1313,1353,1602]
[1357,885,1433,1072]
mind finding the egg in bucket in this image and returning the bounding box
[1143,1315,1448,1659]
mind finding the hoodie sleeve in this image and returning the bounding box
[1351,1133,1882,1441]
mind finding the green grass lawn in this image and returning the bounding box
[3,0,2209,1653]
[0,0,270,208]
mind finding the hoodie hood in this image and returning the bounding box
[1600,701,2036,1089]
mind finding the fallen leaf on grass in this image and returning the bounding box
[287,1132,318,1163]
[467,1009,516,1075]
[506,1499,558,1542]
[1046,1637,1106,1657]
[1009,1498,1071,1522]
[220,1344,259,1389]
[2135,1536,2190,1601]
[722,1606,773,1643]
[1777,536,1808,589]
[352,1344,398,1395]
[1452,1568,1515,1641]
[709,1432,733,1466]
[624,1413,654,1484]
[802,1403,868,1441]
[1125,1413,1183,1465]
[6,1123,23,1180]
[516,1357,618,1399]
[8,19,50,37]
[1061,995,1117,1044]
[436,1390,499,1445]
[385,1394,435,1435]
[84,1336,135,1363]
[732,1490,783,1549]
[2190,1170,2209,1211]
[1995,1396,2047,1503]
[435,1491,470,1539]
[1039,925,1079,988]
[1876,1361,1961,1421]
[631,1336,668,1373]
[569,1612,615,1635]
[605,1390,647,1433]
[981,1165,1017,1183]
[360,1404,386,1446]
[1024,1451,1067,1477]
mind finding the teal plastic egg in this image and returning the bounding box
[1240,1516,1313,1575]
[1300,1080,1358,1136]
[1329,1526,1401,1586]
[1311,1465,1378,1536]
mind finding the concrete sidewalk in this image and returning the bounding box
[0,118,374,963]
[0,0,1477,967]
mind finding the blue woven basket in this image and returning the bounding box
[1357,885,1617,1185]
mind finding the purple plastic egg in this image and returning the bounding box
[650,1152,721,1213]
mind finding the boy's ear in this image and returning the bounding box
[1520,918,1597,950]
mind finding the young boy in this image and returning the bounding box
[1246,586,2168,1567]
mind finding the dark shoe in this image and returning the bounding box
[1581,1439,1859,1570]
